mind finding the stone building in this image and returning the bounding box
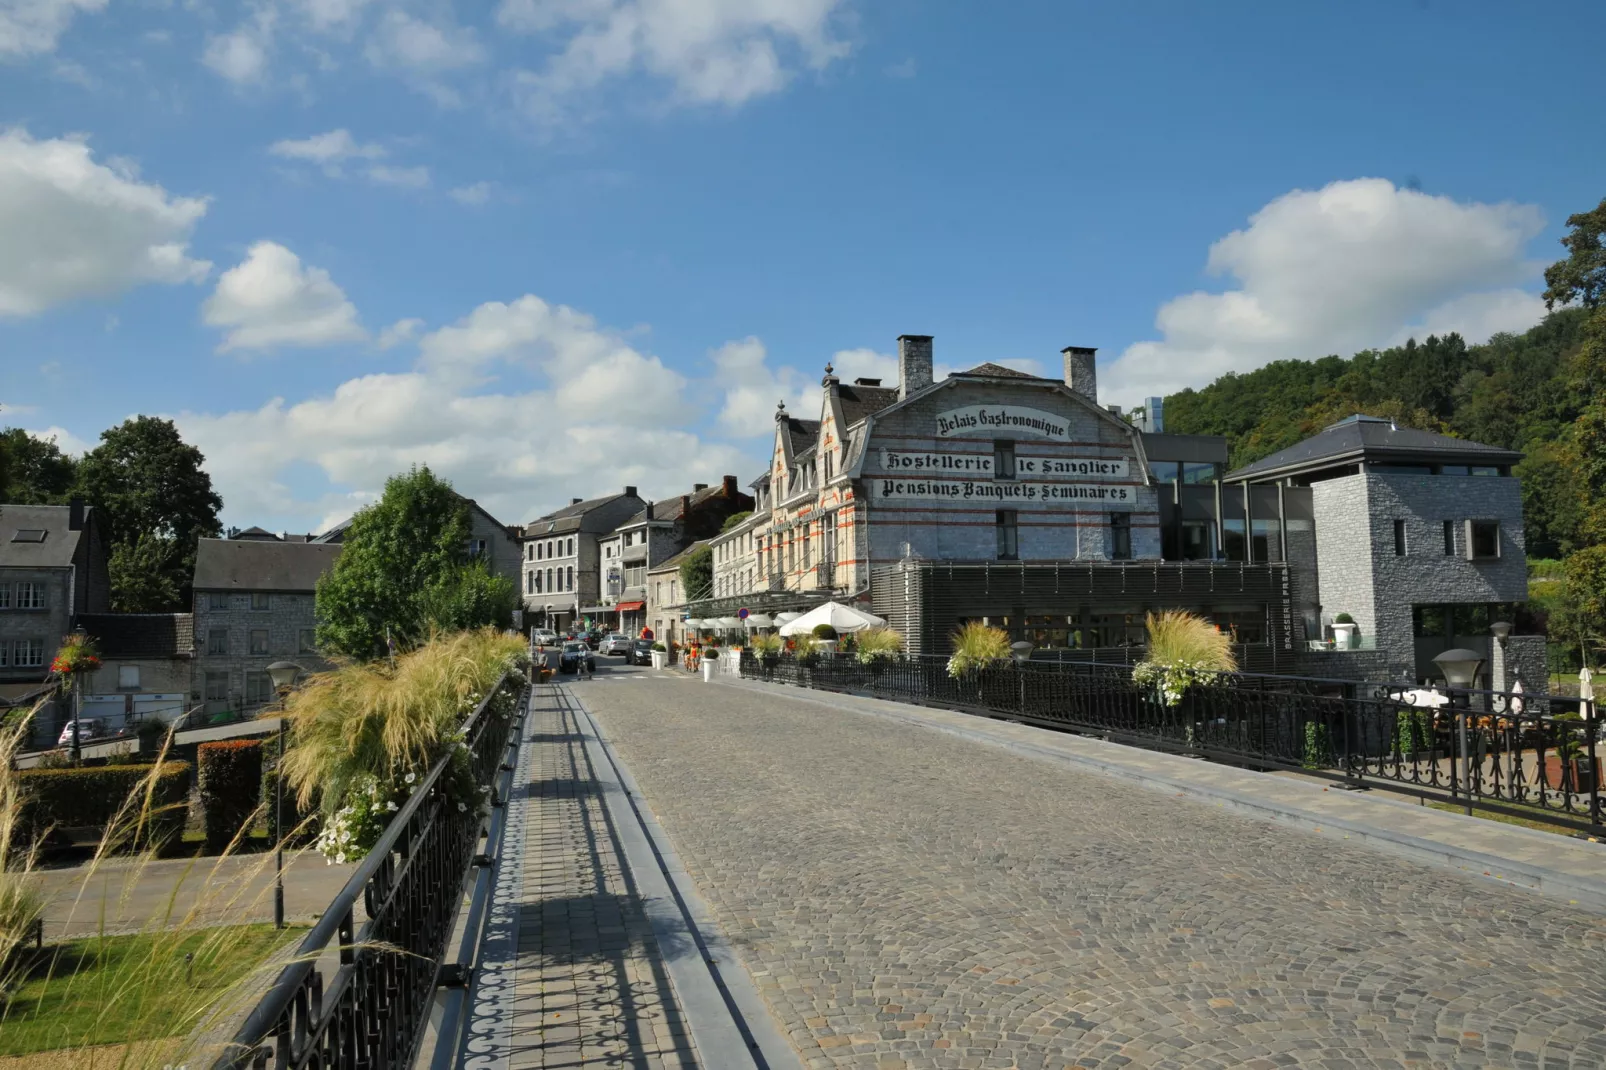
[1227,414,1537,685]
[191,537,342,721]
[521,489,646,632]
[0,502,109,739]
[76,613,195,730]
[645,540,709,650]
[597,478,753,636]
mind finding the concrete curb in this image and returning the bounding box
[724,676,1606,916]
[564,684,802,1070]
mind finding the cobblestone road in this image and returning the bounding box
[580,668,1606,1070]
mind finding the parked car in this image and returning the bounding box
[557,641,596,674]
[584,630,605,649]
[531,629,558,647]
[57,718,107,747]
[598,633,633,655]
[624,639,654,665]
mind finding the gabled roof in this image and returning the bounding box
[524,491,643,536]
[193,538,342,592]
[0,505,85,568]
[79,613,194,659]
[648,539,711,574]
[1225,415,1524,482]
[834,383,900,428]
[783,416,819,455]
[623,482,735,526]
[950,362,1045,380]
[232,526,281,541]
[318,491,520,544]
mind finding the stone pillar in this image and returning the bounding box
[1062,346,1098,402]
[898,335,933,400]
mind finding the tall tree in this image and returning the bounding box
[1543,197,1606,542]
[73,417,223,610]
[316,466,510,659]
[0,427,78,504]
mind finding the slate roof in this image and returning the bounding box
[1226,415,1524,482]
[950,362,1045,380]
[648,539,712,574]
[78,613,194,659]
[623,482,736,526]
[318,492,518,543]
[193,538,342,592]
[233,526,281,541]
[0,505,85,568]
[524,491,643,536]
[783,416,820,456]
[834,383,900,427]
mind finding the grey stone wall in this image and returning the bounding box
[469,509,523,594]
[192,590,331,715]
[1314,472,1526,679]
[0,568,72,682]
[861,381,1160,566]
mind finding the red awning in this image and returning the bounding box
[615,601,645,612]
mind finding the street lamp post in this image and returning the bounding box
[1433,647,1485,817]
[266,661,304,930]
[1011,641,1034,716]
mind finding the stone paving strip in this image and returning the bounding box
[468,683,701,1070]
[719,676,1606,914]
[583,667,1606,1070]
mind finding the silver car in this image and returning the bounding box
[598,632,633,655]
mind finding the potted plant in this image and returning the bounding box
[650,641,667,670]
[811,623,839,653]
[1131,610,1237,712]
[752,633,784,669]
[1331,613,1358,649]
[1543,713,1598,793]
[701,645,720,683]
[855,626,903,675]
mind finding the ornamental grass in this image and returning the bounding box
[946,622,1011,677]
[1132,610,1238,706]
[750,633,784,657]
[854,626,904,664]
[277,628,527,854]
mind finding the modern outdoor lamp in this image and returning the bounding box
[266,660,304,930]
[1489,620,1512,645]
[1431,648,1484,689]
[1010,641,1035,664]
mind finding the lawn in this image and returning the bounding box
[1426,799,1604,838]
[0,924,299,1058]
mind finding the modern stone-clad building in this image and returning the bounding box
[521,489,646,632]
[191,537,342,720]
[1227,414,1536,685]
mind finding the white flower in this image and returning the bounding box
[404,772,417,784]
[457,802,467,812]
[336,853,347,864]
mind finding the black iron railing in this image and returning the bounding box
[214,670,527,1070]
[741,651,1604,834]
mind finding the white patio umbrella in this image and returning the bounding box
[717,616,743,629]
[1509,676,1525,717]
[779,601,887,636]
[774,612,802,626]
[685,619,706,629]
[1388,687,1450,708]
[744,613,774,628]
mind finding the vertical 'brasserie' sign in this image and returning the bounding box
[934,406,1071,440]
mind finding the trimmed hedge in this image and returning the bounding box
[15,761,192,851]
[198,740,264,852]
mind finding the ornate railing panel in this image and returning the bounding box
[214,670,527,1070]
[741,652,1603,834]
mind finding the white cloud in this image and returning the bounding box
[366,10,483,72]
[449,180,492,205]
[0,0,106,58]
[1386,289,1549,348]
[203,11,275,84]
[269,128,386,171]
[502,0,853,122]
[0,129,211,318]
[179,291,751,531]
[366,163,430,188]
[202,240,367,352]
[23,424,93,456]
[376,317,423,349]
[713,339,923,437]
[295,0,373,32]
[1102,178,1548,406]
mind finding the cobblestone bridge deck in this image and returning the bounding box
[472,665,1606,1070]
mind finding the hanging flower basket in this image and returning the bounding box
[51,633,102,680]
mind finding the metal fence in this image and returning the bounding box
[741,651,1604,834]
[214,670,527,1070]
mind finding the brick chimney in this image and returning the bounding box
[722,474,738,496]
[1062,346,1098,402]
[693,483,708,492]
[680,494,692,517]
[624,485,637,497]
[898,335,933,400]
[571,497,583,505]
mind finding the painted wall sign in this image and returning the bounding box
[934,406,1071,440]
[880,451,1128,479]
[875,478,1137,505]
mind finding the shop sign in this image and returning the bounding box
[875,479,1137,504]
[934,405,1071,440]
[880,451,1127,478]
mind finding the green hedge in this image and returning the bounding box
[198,740,263,852]
[16,761,192,851]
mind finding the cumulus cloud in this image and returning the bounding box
[502,0,853,122]
[1101,178,1548,406]
[0,0,106,58]
[449,180,492,205]
[366,10,483,72]
[23,424,93,456]
[269,128,386,170]
[0,129,211,317]
[203,11,275,84]
[202,241,366,352]
[179,291,750,530]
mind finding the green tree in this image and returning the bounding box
[108,535,182,612]
[415,561,518,635]
[720,511,753,533]
[1549,546,1606,668]
[0,427,78,504]
[73,417,222,611]
[315,466,493,659]
[1543,198,1606,542]
[678,545,713,603]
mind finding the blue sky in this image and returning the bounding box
[2,0,1601,532]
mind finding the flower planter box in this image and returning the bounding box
[650,651,666,671]
[701,660,716,683]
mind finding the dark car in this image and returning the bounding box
[585,630,606,649]
[557,641,595,674]
[624,639,654,665]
